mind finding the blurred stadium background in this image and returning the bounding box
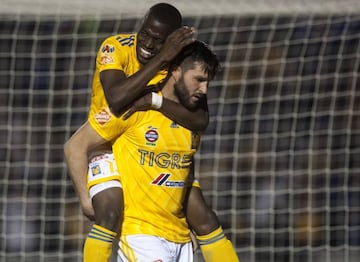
[1,0,360,261]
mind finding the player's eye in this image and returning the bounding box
[152,38,164,47]
[139,30,149,38]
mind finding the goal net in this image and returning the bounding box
[0,0,359,261]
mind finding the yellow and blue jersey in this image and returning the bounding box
[88,33,167,127]
[91,104,201,243]
[87,33,200,243]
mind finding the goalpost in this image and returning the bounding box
[0,0,359,261]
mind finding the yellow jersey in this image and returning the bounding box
[88,33,167,126]
[90,105,201,243]
[87,33,199,243]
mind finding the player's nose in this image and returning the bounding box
[198,82,208,94]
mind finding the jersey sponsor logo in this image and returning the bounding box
[151,173,185,188]
[95,108,112,125]
[116,35,135,46]
[151,173,170,185]
[101,44,115,54]
[100,54,114,65]
[145,127,159,146]
[138,149,192,169]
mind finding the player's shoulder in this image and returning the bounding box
[103,33,136,48]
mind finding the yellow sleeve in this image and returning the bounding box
[89,107,137,142]
[96,35,135,73]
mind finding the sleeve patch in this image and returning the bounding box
[95,107,112,125]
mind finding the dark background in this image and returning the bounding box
[0,14,359,262]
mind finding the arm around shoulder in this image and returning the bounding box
[160,96,209,132]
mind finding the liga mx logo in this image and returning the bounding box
[101,44,115,54]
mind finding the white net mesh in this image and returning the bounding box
[1,0,360,16]
[1,1,360,262]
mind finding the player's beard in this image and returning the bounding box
[173,76,197,111]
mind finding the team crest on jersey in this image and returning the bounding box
[191,131,200,150]
[91,164,101,176]
[95,107,112,125]
[145,126,159,146]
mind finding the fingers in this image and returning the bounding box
[85,213,95,221]
[160,25,196,62]
[163,26,195,51]
[83,207,95,221]
[178,26,196,39]
[190,230,199,252]
[123,93,153,120]
[170,26,196,46]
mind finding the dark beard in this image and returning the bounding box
[173,77,197,111]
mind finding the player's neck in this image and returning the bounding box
[161,78,179,104]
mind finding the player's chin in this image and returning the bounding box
[137,54,151,65]
[187,97,200,109]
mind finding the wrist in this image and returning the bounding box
[151,92,163,109]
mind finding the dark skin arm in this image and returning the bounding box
[160,96,209,132]
[184,161,219,236]
[122,92,209,132]
[101,26,195,116]
[100,26,208,132]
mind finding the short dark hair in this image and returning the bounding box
[146,3,182,29]
[170,41,220,80]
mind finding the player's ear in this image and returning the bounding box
[172,66,182,82]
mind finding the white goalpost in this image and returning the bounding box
[0,1,359,262]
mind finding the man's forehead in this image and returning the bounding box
[184,63,208,78]
[141,16,174,37]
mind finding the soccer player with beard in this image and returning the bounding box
[65,3,238,262]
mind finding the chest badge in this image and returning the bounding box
[145,126,159,146]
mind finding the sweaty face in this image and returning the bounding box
[136,17,174,65]
[174,63,209,110]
